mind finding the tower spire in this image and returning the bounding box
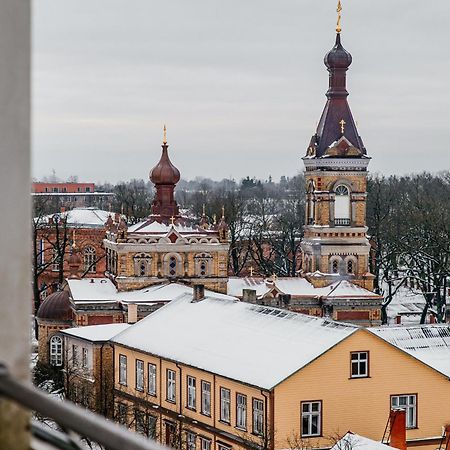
[163,124,167,145]
[336,0,342,34]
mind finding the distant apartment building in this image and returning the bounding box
[32,182,114,211]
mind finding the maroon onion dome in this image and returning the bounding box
[149,143,180,185]
[36,291,72,321]
[324,33,352,70]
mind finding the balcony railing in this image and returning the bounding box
[334,218,351,226]
[0,363,166,450]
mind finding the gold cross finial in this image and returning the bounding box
[249,266,254,277]
[339,119,346,134]
[163,124,167,145]
[336,0,342,34]
[221,206,225,219]
[213,214,217,225]
[202,204,206,216]
[170,216,175,225]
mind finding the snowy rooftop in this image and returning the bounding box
[112,296,358,389]
[128,219,207,235]
[330,432,395,450]
[370,324,450,378]
[38,208,111,228]
[67,278,235,304]
[61,323,131,342]
[228,277,380,299]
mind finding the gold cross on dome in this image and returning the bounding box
[339,119,346,134]
[336,0,343,34]
[249,266,254,277]
[170,216,175,225]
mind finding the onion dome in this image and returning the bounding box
[118,217,128,232]
[36,290,73,321]
[149,126,180,185]
[324,34,352,70]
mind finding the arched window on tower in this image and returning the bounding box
[194,253,213,277]
[307,183,315,225]
[49,335,63,367]
[133,253,152,277]
[332,260,339,274]
[347,259,354,274]
[83,246,96,273]
[334,185,351,226]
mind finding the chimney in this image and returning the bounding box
[60,206,66,213]
[279,293,291,306]
[193,284,205,302]
[127,303,138,324]
[390,409,406,450]
[242,289,257,304]
[396,315,402,325]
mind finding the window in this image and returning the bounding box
[347,259,354,274]
[165,421,177,447]
[187,376,196,410]
[82,347,88,368]
[167,369,176,402]
[72,344,78,366]
[236,393,247,430]
[169,256,177,277]
[85,187,91,192]
[220,388,231,423]
[253,399,264,435]
[37,239,45,267]
[201,381,211,416]
[148,363,157,395]
[52,248,60,272]
[49,335,63,366]
[218,444,231,450]
[136,360,144,391]
[134,253,152,277]
[187,432,196,450]
[148,415,157,439]
[331,259,339,274]
[117,402,128,425]
[135,410,146,435]
[334,184,350,223]
[119,354,127,385]
[351,352,369,378]
[200,438,211,450]
[301,401,321,437]
[391,395,417,429]
[83,246,96,273]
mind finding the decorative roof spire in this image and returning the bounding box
[336,0,342,34]
[149,125,181,219]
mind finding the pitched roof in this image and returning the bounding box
[369,324,450,378]
[38,207,111,228]
[61,323,131,342]
[112,296,358,389]
[330,432,395,450]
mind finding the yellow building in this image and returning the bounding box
[110,293,450,450]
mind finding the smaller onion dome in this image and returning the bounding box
[37,290,72,321]
[105,214,114,231]
[149,126,180,185]
[118,217,128,232]
[324,34,352,70]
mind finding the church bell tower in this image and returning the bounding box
[301,2,374,291]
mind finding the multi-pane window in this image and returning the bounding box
[135,410,146,435]
[220,388,231,423]
[391,395,417,429]
[136,360,144,391]
[167,369,176,402]
[253,399,264,435]
[117,402,128,425]
[187,432,196,450]
[72,344,78,366]
[218,444,231,450]
[83,246,96,273]
[37,239,45,267]
[347,260,354,274]
[148,415,157,439]
[236,393,247,429]
[82,347,88,368]
[351,352,369,378]
[200,438,211,450]
[148,363,157,395]
[169,256,177,277]
[201,381,211,416]
[50,335,63,366]
[301,401,321,437]
[119,354,127,385]
[331,259,339,274]
[187,376,196,409]
[52,248,60,272]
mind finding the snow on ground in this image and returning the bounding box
[112,295,358,389]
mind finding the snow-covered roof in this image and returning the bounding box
[38,208,111,228]
[369,324,450,378]
[330,432,395,450]
[67,278,235,304]
[112,296,358,389]
[227,277,379,299]
[61,323,131,342]
[128,220,203,235]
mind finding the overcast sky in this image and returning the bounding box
[33,0,450,184]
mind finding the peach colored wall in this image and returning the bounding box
[273,329,450,450]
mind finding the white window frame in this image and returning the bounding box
[391,395,417,429]
[83,245,96,273]
[187,376,196,409]
[351,351,369,378]
[136,359,144,391]
[119,354,127,386]
[187,431,196,450]
[72,344,78,366]
[253,398,264,435]
[148,363,157,395]
[82,347,88,369]
[200,438,211,450]
[220,387,231,423]
[49,335,63,366]
[201,380,211,416]
[301,401,321,437]
[236,393,247,430]
[167,369,176,403]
